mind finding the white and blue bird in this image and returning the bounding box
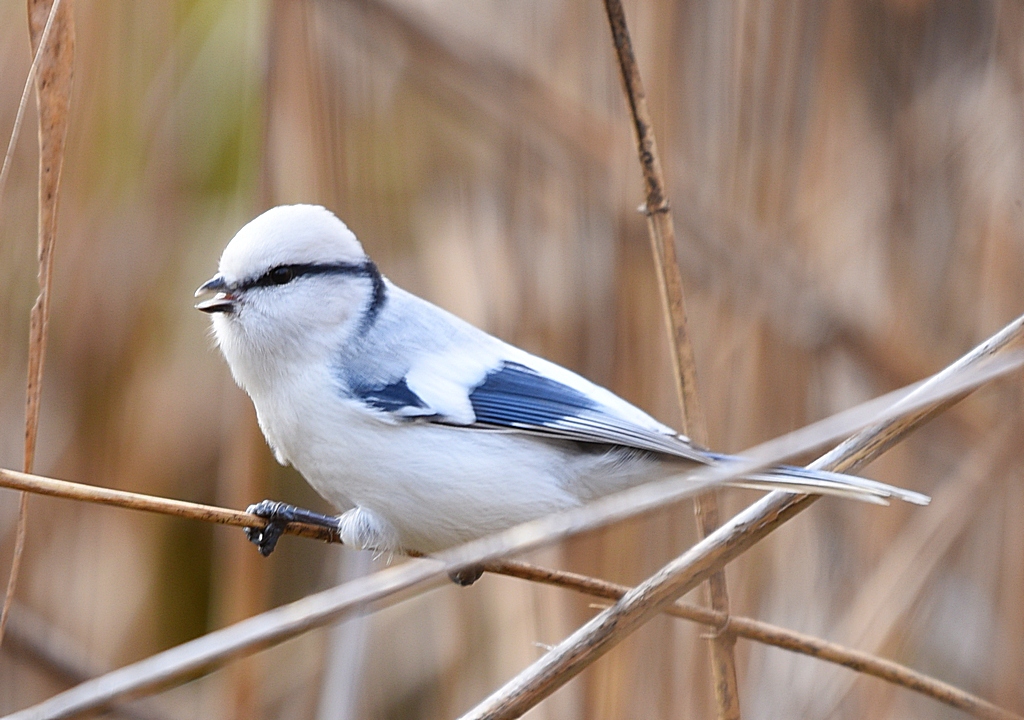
[196,205,928,566]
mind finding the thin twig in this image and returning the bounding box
[486,560,1022,720]
[601,1,739,715]
[459,314,1024,720]
[3,342,1021,720]
[0,468,339,544]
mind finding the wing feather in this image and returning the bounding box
[461,361,708,462]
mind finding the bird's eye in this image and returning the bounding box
[268,266,294,285]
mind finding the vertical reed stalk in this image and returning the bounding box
[0,0,74,649]
[602,1,739,715]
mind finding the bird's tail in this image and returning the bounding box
[703,452,930,506]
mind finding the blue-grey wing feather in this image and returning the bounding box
[353,378,432,414]
[464,361,706,460]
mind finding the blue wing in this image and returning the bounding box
[461,361,707,460]
[348,359,705,459]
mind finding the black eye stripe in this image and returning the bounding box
[234,259,388,335]
[239,261,376,291]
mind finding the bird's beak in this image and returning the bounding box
[194,274,236,314]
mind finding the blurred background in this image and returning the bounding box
[0,0,1022,718]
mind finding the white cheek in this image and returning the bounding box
[208,280,368,387]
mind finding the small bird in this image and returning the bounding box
[196,205,928,567]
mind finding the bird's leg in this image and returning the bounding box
[245,503,485,587]
[245,500,341,556]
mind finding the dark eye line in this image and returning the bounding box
[240,261,372,291]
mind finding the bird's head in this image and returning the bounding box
[196,205,381,383]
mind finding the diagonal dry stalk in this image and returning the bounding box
[459,314,1024,719]
[0,0,74,651]
[601,1,738,715]
[3,336,1021,720]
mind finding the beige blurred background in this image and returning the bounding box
[0,0,1022,718]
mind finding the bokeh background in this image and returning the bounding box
[1,0,1022,718]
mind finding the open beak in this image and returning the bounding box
[195,274,236,314]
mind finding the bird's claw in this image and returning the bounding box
[244,500,342,556]
[245,500,291,556]
[448,564,485,586]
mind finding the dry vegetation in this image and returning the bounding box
[0,1,1023,719]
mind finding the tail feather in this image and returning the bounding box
[705,453,931,506]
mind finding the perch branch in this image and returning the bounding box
[0,468,339,544]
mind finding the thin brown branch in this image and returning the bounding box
[0,468,339,544]
[604,0,701,435]
[459,314,1024,720]
[486,560,1022,720]
[4,342,1021,720]
[0,0,73,652]
[22,0,73,499]
[10,496,1012,720]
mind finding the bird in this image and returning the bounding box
[195,204,928,572]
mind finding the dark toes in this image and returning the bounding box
[245,521,285,556]
[244,500,292,556]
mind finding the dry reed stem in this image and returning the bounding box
[3,344,1020,720]
[487,560,1022,720]
[601,1,738,715]
[0,0,73,652]
[459,315,1024,719]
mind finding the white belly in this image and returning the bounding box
[257,391,584,552]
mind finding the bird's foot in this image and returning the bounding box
[448,565,485,586]
[245,500,341,556]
